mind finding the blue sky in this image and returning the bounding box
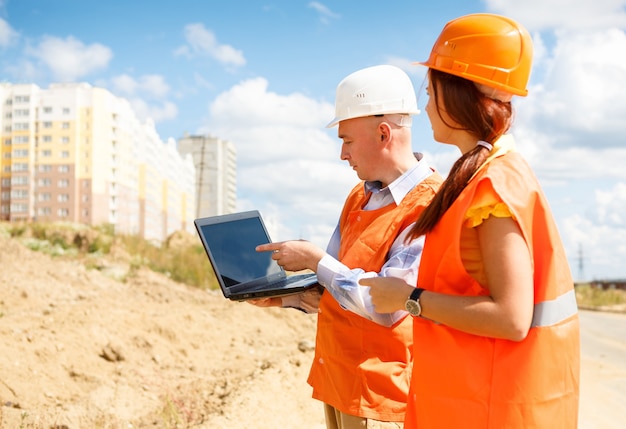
[2,0,626,280]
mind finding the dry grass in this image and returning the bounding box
[1,221,219,290]
[575,283,626,312]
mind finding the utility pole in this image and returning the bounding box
[195,139,206,219]
[577,243,585,282]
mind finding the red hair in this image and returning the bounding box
[409,69,513,239]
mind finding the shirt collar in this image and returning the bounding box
[363,153,433,205]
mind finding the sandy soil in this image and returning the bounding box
[0,231,623,428]
[0,232,324,428]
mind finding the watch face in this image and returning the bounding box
[405,299,421,317]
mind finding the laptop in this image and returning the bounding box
[194,210,319,301]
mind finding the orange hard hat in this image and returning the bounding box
[418,13,533,97]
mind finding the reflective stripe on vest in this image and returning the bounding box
[531,289,578,328]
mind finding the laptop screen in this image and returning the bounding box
[198,215,283,286]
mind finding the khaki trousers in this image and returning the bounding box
[324,403,404,429]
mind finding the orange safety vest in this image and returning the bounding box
[308,172,442,421]
[407,149,580,428]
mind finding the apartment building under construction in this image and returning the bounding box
[0,82,196,242]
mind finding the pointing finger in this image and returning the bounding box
[256,243,279,252]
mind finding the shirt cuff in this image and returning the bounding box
[281,294,300,309]
[316,253,344,286]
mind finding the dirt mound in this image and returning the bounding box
[0,233,324,428]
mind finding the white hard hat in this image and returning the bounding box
[326,64,419,128]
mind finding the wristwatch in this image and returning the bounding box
[405,288,425,317]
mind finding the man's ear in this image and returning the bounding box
[379,121,392,143]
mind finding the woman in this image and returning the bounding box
[361,13,580,428]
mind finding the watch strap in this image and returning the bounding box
[409,287,425,302]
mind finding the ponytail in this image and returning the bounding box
[409,70,512,239]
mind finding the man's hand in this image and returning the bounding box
[360,276,414,313]
[256,240,325,273]
[247,297,283,308]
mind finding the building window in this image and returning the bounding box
[13,136,29,144]
[10,203,28,213]
[12,149,28,157]
[57,194,69,202]
[42,121,53,129]
[43,107,52,114]
[37,178,51,187]
[38,207,51,216]
[41,150,52,157]
[58,165,69,173]
[58,179,69,188]
[62,122,70,129]
[11,189,28,199]
[61,136,70,144]
[14,95,30,103]
[14,109,29,117]
[62,107,70,115]
[43,135,52,143]
[57,208,69,217]
[38,193,51,202]
[11,163,28,172]
[13,122,29,130]
[12,176,28,185]
[38,165,52,172]
[61,151,70,158]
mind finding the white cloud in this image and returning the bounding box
[0,17,18,47]
[596,182,626,226]
[136,74,170,98]
[27,35,112,81]
[111,74,137,94]
[308,2,340,25]
[175,23,245,67]
[109,74,176,128]
[210,77,331,126]
[486,0,626,31]
[385,56,428,79]
[522,29,626,147]
[4,59,40,82]
[562,182,626,280]
[112,73,170,98]
[127,98,178,124]
[202,77,358,247]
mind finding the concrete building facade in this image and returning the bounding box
[177,134,236,218]
[0,82,196,242]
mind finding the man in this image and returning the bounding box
[252,64,442,429]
